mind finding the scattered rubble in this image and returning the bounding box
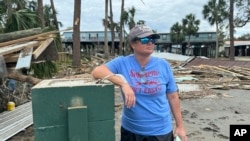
[0,29,249,109]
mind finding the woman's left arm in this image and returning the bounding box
[167,92,187,141]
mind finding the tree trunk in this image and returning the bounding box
[8,72,42,85]
[37,0,45,29]
[50,0,59,30]
[109,0,115,56]
[0,28,43,43]
[215,23,219,58]
[229,0,235,60]
[7,0,13,18]
[104,0,109,59]
[119,0,125,55]
[50,0,63,51]
[72,0,81,67]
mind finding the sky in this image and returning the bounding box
[43,0,250,37]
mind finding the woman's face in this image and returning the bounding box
[131,37,156,56]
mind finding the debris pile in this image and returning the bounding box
[0,28,58,83]
[171,60,250,99]
[175,65,250,90]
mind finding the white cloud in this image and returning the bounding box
[44,0,249,37]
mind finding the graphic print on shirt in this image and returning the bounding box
[129,69,162,95]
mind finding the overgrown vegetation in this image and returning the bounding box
[29,61,58,79]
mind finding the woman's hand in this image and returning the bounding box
[120,83,136,108]
[174,126,187,141]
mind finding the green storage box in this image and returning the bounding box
[31,79,115,141]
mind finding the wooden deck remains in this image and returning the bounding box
[0,102,33,141]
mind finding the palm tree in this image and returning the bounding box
[4,9,39,32]
[229,0,234,60]
[37,0,45,28]
[104,0,109,58]
[103,0,120,56]
[202,0,228,58]
[0,0,50,32]
[125,7,136,54]
[72,0,81,67]
[128,7,136,30]
[42,4,62,29]
[118,0,125,55]
[7,0,13,18]
[28,0,37,11]
[43,5,53,27]
[50,0,59,30]
[49,0,63,52]
[0,2,6,33]
[118,0,145,55]
[234,0,250,27]
[1,0,44,32]
[1,0,61,32]
[182,13,200,55]
[102,18,119,55]
[170,22,185,54]
[13,0,28,10]
[109,0,115,56]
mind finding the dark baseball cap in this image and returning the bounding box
[128,25,160,42]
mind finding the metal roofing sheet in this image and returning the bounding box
[177,84,201,92]
[184,57,250,68]
[152,52,193,62]
[224,41,250,47]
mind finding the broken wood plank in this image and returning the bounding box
[228,66,250,76]
[35,35,56,41]
[33,37,54,59]
[237,75,250,80]
[33,40,58,62]
[198,65,245,78]
[3,54,19,63]
[0,41,39,56]
[0,31,57,47]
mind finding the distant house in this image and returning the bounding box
[61,31,121,54]
[61,31,217,57]
[224,41,250,57]
[145,32,217,58]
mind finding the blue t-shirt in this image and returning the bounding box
[106,54,177,135]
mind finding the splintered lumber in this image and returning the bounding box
[0,41,39,56]
[0,31,58,47]
[2,54,19,63]
[0,28,43,42]
[198,65,243,77]
[33,37,54,59]
[32,40,58,61]
[227,66,250,76]
[236,76,250,80]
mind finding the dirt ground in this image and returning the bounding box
[181,89,250,141]
[6,89,250,141]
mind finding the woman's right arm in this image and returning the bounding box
[91,65,136,108]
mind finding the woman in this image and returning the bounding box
[91,24,187,141]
